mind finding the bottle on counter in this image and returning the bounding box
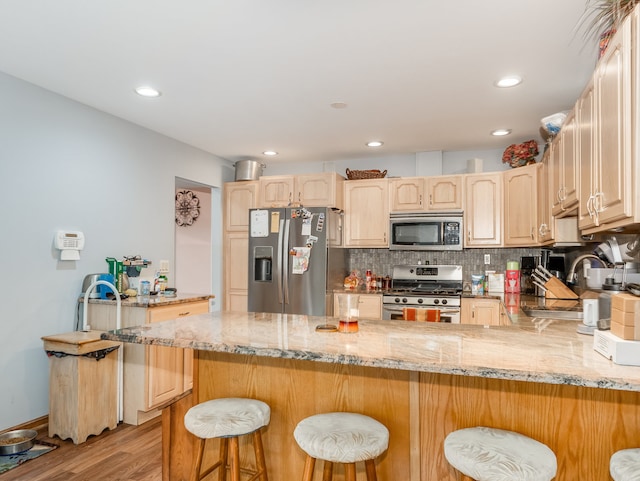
[365,269,373,290]
[505,261,520,293]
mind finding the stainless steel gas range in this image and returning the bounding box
[382,264,463,323]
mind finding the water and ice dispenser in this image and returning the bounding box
[254,246,272,282]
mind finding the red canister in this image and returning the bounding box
[505,261,520,293]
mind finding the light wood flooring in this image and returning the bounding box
[0,417,161,481]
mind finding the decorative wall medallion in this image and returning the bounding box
[175,190,200,226]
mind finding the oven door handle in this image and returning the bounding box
[383,306,460,314]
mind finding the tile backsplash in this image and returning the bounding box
[346,248,543,281]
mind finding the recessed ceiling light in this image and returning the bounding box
[135,86,161,98]
[495,76,522,88]
[330,102,348,109]
[366,141,384,147]
[491,129,512,136]
[263,151,278,156]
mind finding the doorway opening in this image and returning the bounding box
[174,177,221,311]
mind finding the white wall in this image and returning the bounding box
[262,148,513,177]
[0,71,231,430]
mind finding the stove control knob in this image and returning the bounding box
[417,298,423,304]
[402,298,408,304]
[442,299,448,305]
[434,299,440,305]
[395,298,401,303]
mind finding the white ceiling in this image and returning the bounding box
[0,0,600,164]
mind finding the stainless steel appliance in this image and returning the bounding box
[389,213,463,251]
[382,264,463,322]
[248,207,346,316]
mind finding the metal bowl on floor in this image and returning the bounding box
[0,429,37,455]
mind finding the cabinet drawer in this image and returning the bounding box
[148,301,209,323]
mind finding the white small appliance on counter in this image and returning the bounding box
[594,329,640,366]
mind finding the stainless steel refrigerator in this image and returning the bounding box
[248,207,346,316]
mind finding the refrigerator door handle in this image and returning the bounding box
[277,218,285,304]
[283,218,290,305]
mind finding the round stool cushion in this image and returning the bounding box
[293,412,389,464]
[444,427,557,481]
[611,448,640,481]
[184,398,270,439]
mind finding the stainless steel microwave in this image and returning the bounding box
[389,213,463,251]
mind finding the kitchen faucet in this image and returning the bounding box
[566,254,608,285]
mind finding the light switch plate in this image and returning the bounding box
[484,254,490,265]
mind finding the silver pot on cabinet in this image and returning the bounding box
[234,160,265,181]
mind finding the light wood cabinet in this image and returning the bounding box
[461,298,503,325]
[426,175,463,211]
[537,156,554,244]
[224,181,258,231]
[334,292,382,320]
[258,173,345,209]
[87,299,209,425]
[343,179,389,247]
[296,172,345,208]
[578,80,597,230]
[550,111,579,217]
[594,20,633,227]
[223,181,258,311]
[464,173,502,247]
[390,175,463,212]
[389,177,424,212]
[504,163,540,246]
[224,232,249,311]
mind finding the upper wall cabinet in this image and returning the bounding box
[344,179,389,247]
[464,173,502,247]
[550,110,579,217]
[258,173,345,209]
[426,175,463,211]
[504,163,540,246]
[390,175,463,212]
[224,181,259,231]
[537,154,554,244]
[389,177,424,212]
[578,15,633,232]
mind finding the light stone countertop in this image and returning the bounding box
[101,310,640,392]
[82,293,213,308]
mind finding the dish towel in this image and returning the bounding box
[402,308,440,322]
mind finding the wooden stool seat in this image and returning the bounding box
[611,448,640,481]
[444,427,557,481]
[294,412,389,481]
[184,397,270,481]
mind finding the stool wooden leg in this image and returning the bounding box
[301,455,316,481]
[218,438,229,481]
[229,437,240,481]
[344,463,357,481]
[252,430,269,481]
[364,459,377,481]
[322,461,333,481]
[191,437,206,481]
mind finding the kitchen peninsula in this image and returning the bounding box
[102,312,640,481]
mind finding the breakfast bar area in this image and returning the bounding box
[102,311,640,481]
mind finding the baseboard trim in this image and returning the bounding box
[1,415,48,434]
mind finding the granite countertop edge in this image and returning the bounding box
[100,311,640,393]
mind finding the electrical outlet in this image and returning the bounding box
[484,254,490,265]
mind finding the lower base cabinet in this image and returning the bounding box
[461,298,508,325]
[87,299,209,425]
[334,292,382,320]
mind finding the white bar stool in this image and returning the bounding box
[444,426,557,481]
[293,412,389,481]
[184,397,270,481]
[611,448,640,480]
